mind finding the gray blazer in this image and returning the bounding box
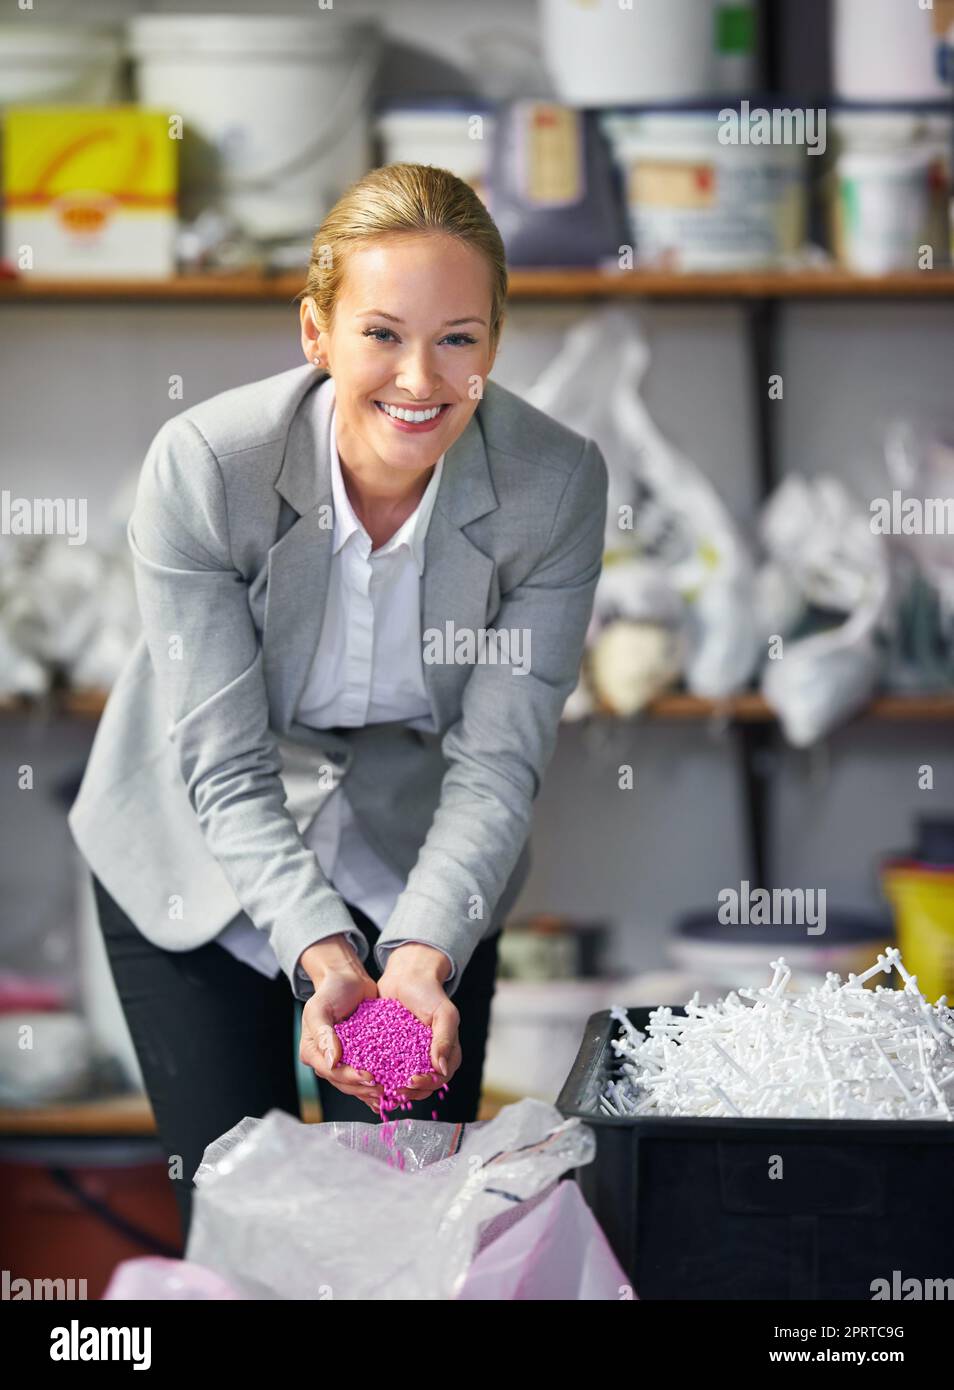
[67,364,608,1000]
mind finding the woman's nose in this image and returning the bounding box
[394,350,442,400]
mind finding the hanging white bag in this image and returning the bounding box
[523,304,759,700]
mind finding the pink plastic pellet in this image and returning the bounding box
[334,997,449,1161]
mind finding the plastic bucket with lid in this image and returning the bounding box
[0,24,123,106]
[484,979,616,1101]
[127,14,380,240]
[835,147,935,274]
[834,0,951,102]
[830,108,951,272]
[601,109,808,270]
[540,0,757,108]
[376,101,496,202]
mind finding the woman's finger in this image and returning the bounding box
[332,1063,379,1088]
[326,1080,384,1102]
[398,1069,441,1098]
[429,1003,460,1079]
[311,1062,382,1092]
[327,1078,384,1099]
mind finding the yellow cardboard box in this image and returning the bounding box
[3,106,178,278]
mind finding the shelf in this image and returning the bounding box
[0,1086,519,1136]
[644,692,954,722]
[2,688,953,723]
[3,268,954,303]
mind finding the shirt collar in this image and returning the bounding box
[329,406,444,575]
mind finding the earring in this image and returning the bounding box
[312,355,322,366]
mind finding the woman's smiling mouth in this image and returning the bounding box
[374,400,451,432]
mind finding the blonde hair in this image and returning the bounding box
[299,162,508,348]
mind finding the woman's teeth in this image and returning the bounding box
[375,401,445,423]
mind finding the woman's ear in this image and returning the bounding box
[299,297,321,365]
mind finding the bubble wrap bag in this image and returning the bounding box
[186,1099,596,1300]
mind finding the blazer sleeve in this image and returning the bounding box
[374,436,609,996]
[127,415,367,998]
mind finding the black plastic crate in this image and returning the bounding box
[556,1007,954,1300]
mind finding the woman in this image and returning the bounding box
[68,162,608,1241]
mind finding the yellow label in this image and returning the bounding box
[3,107,177,210]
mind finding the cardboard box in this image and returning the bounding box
[3,106,178,278]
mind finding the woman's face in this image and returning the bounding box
[300,232,498,475]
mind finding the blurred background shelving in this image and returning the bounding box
[4,267,954,300]
[3,687,954,723]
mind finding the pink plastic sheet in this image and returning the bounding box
[457,1179,631,1300]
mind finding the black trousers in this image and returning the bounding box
[91,873,501,1246]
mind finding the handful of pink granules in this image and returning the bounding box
[334,997,449,1131]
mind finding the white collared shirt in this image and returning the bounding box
[216,403,453,987]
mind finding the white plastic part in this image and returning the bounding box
[605,949,954,1121]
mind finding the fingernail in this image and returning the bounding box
[438,1054,448,1076]
[325,1049,334,1068]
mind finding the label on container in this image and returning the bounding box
[518,103,583,208]
[838,167,932,274]
[632,161,716,209]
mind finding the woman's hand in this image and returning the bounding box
[377,944,461,1103]
[298,934,383,1113]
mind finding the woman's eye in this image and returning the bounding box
[362,327,477,347]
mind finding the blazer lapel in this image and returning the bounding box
[420,415,500,731]
[263,370,500,734]
[263,372,337,731]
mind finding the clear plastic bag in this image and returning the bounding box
[102,1170,628,1302]
[185,1099,596,1300]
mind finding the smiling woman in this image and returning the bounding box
[67,160,608,1242]
[297,163,508,543]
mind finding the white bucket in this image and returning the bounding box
[484,979,614,1102]
[834,0,950,102]
[128,14,380,241]
[540,0,757,108]
[376,103,496,200]
[602,110,808,271]
[836,148,935,275]
[0,24,123,106]
[831,110,951,270]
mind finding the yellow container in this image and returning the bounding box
[882,861,954,1004]
[2,105,177,278]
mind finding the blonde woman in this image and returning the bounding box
[68,163,608,1241]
